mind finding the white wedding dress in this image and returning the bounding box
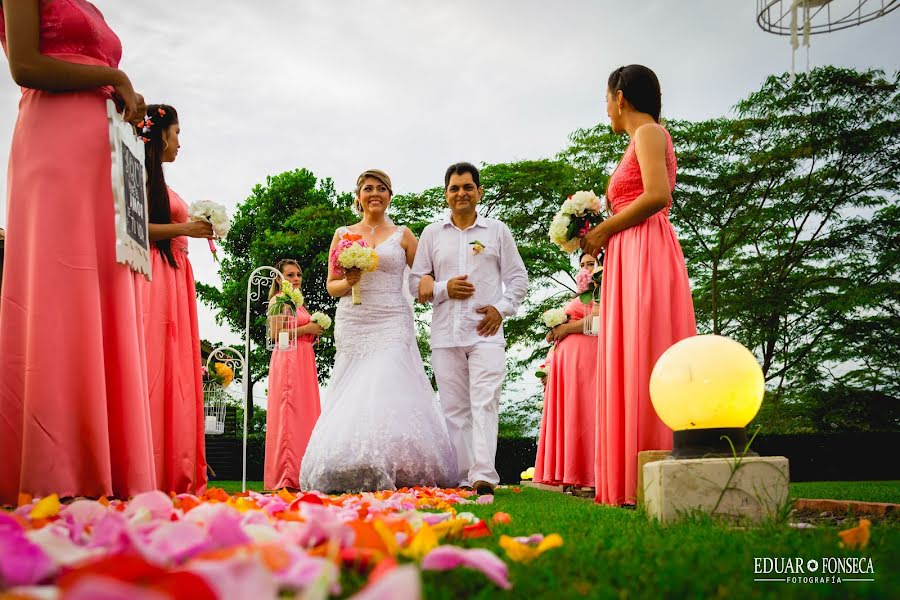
[299,226,457,493]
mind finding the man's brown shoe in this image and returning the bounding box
[473,480,495,495]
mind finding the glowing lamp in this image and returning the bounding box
[650,335,765,458]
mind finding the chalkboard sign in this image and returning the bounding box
[107,99,152,280]
[121,141,148,248]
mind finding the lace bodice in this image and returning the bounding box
[607,124,677,216]
[333,226,415,355]
[0,0,122,67]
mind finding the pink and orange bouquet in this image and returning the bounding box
[330,232,379,305]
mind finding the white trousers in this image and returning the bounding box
[431,343,506,486]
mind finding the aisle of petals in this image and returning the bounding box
[1,487,562,599]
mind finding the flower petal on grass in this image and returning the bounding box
[422,545,511,589]
[350,563,421,600]
[499,533,564,563]
[838,518,871,549]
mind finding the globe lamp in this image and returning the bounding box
[650,335,765,458]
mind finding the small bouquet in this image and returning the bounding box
[549,190,603,253]
[269,279,304,316]
[203,362,234,388]
[576,261,604,305]
[309,311,332,330]
[542,307,568,329]
[189,200,231,262]
[330,232,379,305]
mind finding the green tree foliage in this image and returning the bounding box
[670,68,899,420]
[197,169,354,395]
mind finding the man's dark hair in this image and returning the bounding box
[444,162,481,189]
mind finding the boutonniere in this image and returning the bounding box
[470,240,486,255]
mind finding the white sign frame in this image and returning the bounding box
[107,99,152,280]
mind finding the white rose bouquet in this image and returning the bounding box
[309,311,332,330]
[188,200,231,262]
[541,307,569,329]
[548,190,603,253]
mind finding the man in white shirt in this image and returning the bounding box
[411,162,529,495]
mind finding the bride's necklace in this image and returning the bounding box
[362,222,385,234]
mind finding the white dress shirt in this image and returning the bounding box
[410,213,529,349]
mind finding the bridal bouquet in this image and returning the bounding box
[189,200,231,262]
[330,232,379,305]
[269,279,304,316]
[309,311,332,330]
[542,307,569,329]
[549,190,603,253]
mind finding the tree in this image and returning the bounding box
[197,169,355,420]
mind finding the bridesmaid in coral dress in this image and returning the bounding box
[141,104,213,495]
[581,65,697,506]
[0,0,155,503]
[265,260,323,491]
[534,252,600,490]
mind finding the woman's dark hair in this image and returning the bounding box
[608,65,661,123]
[444,162,481,189]
[142,104,179,268]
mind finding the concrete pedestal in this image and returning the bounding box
[636,451,672,507]
[643,456,789,523]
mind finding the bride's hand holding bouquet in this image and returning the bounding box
[330,232,379,305]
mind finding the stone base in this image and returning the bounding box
[636,451,672,507]
[520,481,565,492]
[643,456,789,523]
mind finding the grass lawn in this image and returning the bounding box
[207,482,899,598]
[790,481,900,504]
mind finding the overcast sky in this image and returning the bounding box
[1,0,898,371]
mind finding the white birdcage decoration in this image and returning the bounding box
[203,346,244,435]
[267,302,298,352]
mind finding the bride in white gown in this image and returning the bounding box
[300,169,456,493]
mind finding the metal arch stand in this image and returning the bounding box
[242,265,282,492]
[204,346,245,436]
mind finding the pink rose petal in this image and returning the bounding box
[476,494,494,505]
[350,564,421,600]
[0,516,54,586]
[125,491,174,521]
[422,545,511,590]
[420,513,453,526]
[189,555,278,600]
[141,520,211,565]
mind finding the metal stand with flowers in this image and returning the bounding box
[203,346,243,436]
[241,265,284,491]
[267,278,303,353]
